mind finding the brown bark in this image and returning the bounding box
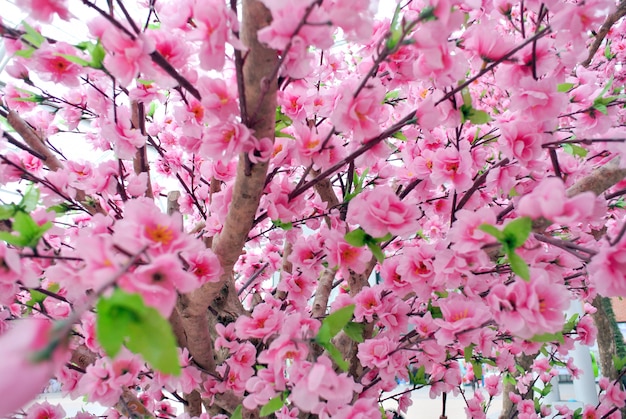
[592,296,618,381]
[130,101,154,199]
[175,1,277,415]
[566,157,626,198]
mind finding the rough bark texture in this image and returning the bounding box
[175,0,277,413]
[592,296,618,381]
[566,157,626,198]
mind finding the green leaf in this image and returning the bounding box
[613,355,626,371]
[507,251,530,281]
[419,5,436,21]
[231,405,243,419]
[409,365,427,385]
[274,130,295,139]
[321,341,349,371]
[271,219,293,230]
[21,186,40,212]
[367,241,386,263]
[478,224,504,241]
[563,313,579,334]
[461,86,472,107]
[89,41,106,68]
[147,102,157,119]
[386,2,403,50]
[0,204,17,220]
[593,102,608,115]
[21,21,45,47]
[343,322,365,343]
[471,360,483,379]
[392,131,408,141]
[14,48,36,59]
[530,331,565,344]
[502,217,532,249]
[562,143,588,158]
[467,109,492,125]
[460,104,492,125]
[260,395,284,417]
[0,212,52,248]
[344,228,367,247]
[96,289,180,375]
[47,203,72,215]
[557,83,575,93]
[503,373,516,386]
[56,53,90,67]
[464,344,475,363]
[317,305,355,343]
[605,43,616,60]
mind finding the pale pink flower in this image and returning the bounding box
[509,77,568,123]
[25,402,65,419]
[489,271,569,339]
[32,42,84,86]
[347,185,420,238]
[331,79,388,142]
[357,336,395,369]
[16,0,69,22]
[323,230,372,278]
[575,315,597,346]
[290,356,359,416]
[449,207,497,253]
[588,238,626,297]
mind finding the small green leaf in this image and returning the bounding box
[343,322,365,343]
[461,86,472,107]
[507,251,530,281]
[322,341,349,371]
[460,104,492,125]
[0,212,51,248]
[464,344,475,363]
[96,289,181,375]
[409,365,427,385]
[419,5,436,21]
[345,228,367,247]
[367,241,385,263]
[0,205,17,220]
[593,102,608,115]
[47,203,72,215]
[271,219,293,230]
[502,217,532,249]
[21,186,40,212]
[503,373,516,386]
[274,131,295,139]
[392,131,408,141]
[471,360,483,379]
[317,305,355,342]
[386,2,403,50]
[21,21,45,47]
[563,313,579,334]
[260,395,284,417]
[530,331,565,344]
[467,109,492,125]
[562,143,588,158]
[14,48,36,59]
[478,224,504,241]
[557,83,575,93]
[613,355,626,371]
[89,41,106,68]
[231,405,243,419]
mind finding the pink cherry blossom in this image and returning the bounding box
[347,185,420,238]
